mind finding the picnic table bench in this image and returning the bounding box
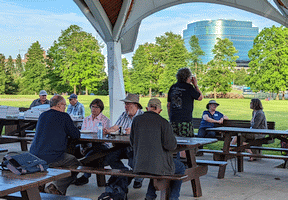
[204,127,288,179]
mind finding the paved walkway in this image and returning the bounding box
[1,143,288,200]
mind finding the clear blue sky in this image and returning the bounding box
[0,0,281,65]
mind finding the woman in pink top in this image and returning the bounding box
[74,99,110,186]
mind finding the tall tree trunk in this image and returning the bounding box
[214,88,217,99]
[85,87,88,95]
[282,92,285,100]
[276,93,279,100]
[149,80,152,98]
[74,85,76,94]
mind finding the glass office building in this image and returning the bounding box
[183,19,259,64]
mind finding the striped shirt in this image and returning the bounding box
[115,109,144,130]
[81,113,110,132]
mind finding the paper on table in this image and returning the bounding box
[81,130,92,133]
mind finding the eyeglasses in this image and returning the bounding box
[91,105,100,109]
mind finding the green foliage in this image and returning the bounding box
[122,58,132,93]
[21,41,49,94]
[233,69,248,86]
[0,54,6,94]
[131,43,163,96]
[5,56,18,94]
[156,32,189,93]
[201,38,238,97]
[15,54,24,77]
[188,35,205,74]
[247,26,288,99]
[47,25,106,95]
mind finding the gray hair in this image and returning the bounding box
[50,95,65,107]
[176,67,192,83]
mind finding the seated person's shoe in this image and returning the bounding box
[44,183,62,195]
[133,180,142,189]
[196,151,204,156]
[74,175,89,186]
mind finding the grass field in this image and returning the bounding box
[1,94,287,154]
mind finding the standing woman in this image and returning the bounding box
[231,98,267,161]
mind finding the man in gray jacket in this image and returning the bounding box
[130,98,186,200]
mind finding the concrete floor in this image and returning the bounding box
[1,143,288,200]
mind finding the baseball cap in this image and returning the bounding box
[147,98,161,109]
[39,90,47,96]
[68,94,78,99]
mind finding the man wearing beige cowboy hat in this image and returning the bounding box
[198,100,228,138]
[100,93,144,197]
[104,93,143,135]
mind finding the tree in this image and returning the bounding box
[21,41,49,94]
[15,54,24,77]
[188,35,205,74]
[5,56,17,94]
[131,43,163,96]
[233,68,248,86]
[122,58,132,93]
[246,26,288,100]
[202,38,238,98]
[0,54,6,94]
[157,32,189,93]
[47,25,106,95]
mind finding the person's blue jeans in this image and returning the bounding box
[146,159,186,200]
[198,128,216,138]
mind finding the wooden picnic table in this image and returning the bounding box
[78,133,217,197]
[0,168,71,200]
[206,127,288,178]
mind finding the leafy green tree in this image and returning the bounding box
[5,56,17,94]
[247,26,288,100]
[21,41,49,94]
[157,32,189,93]
[188,35,205,74]
[15,54,24,77]
[131,43,163,96]
[202,38,238,98]
[0,54,6,94]
[122,58,132,93]
[233,68,248,86]
[47,25,106,95]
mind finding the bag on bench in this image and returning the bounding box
[1,152,48,175]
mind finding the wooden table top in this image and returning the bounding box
[79,133,217,147]
[0,168,71,196]
[206,127,288,135]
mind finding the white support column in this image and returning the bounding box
[107,41,126,125]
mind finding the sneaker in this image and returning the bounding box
[74,175,89,186]
[133,180,142,189]
[44,183,62,195]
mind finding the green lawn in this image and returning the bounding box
[1,95,287,154]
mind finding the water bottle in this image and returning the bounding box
[97,122,103,139]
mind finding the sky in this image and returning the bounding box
[0,0,282,66]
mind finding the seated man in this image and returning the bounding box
[29,90,50,108]
[67,93,85,118]
[30,95,81,195]
[98,94,144,199]
[198,100,228,138]
[130,98,186,200]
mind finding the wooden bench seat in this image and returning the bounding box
[230,144,288,152]
[2,192,92,200]
[198,149,288,160]
[196,159,228,167]
[63,166,188,181]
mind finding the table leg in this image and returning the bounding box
[186,149,202,197]
[20,187,41,200]
[237,135,244,172]
[217,133,231,179]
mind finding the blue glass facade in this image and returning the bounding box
[183,19,259,64]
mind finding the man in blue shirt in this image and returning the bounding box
[30,95,81,195]
[198,100,228,138]
[67,93,85,118]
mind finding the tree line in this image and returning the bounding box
[1,25,287,99]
